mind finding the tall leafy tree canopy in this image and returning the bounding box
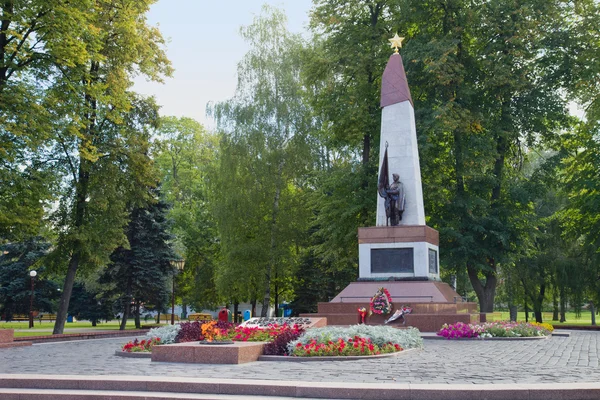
[208,6,314,316]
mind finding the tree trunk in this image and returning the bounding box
[91,319,97,327]
[120,303,129,330]
[134,302,141,329]
[509,305,518,322]
[181,301,187,319]
[559,285,566,322]
[552,289,559,321]
[120,278,132,331]
[524,297,529,323]
[251,299,256,318]
[156,311,161,324]
[467,262,497,314]
[261,160,283,317]
[274,272,279,318]
[53,253,80,334]
[233,302,239,323]
[533,283,545,323]
[591,302,596,326]
[54,158,90,334]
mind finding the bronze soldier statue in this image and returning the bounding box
[378,145,405,226]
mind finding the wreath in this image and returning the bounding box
[370,287,393,315]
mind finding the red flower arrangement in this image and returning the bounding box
[370,287,393,315]
[291,336,402,357]
[121,337,161,353]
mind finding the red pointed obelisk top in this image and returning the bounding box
[380,52,413,108]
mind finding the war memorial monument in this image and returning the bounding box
[306,35,479,330]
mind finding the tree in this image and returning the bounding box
[0,1,92,241]
[399,0,572,313]
[153,116,220,312]
[47,0,172,334]
[208,6,314,316]
[67,283,113,326]
[0,238,59,320]
[101,196,176,330]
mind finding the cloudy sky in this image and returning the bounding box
[133,0,313,128]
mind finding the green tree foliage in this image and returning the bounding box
[399,0,572,312]
[208,6,313,316]
[46,0,172,334]
[101,196,176,330]
[0,1,93,241]
[0,238,59,320]
[153,116,220,311]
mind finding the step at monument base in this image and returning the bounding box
[302,280,479,332]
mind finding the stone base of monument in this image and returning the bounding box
[151,341,266,364]
[358,226,441,280]
[301,281,479,332]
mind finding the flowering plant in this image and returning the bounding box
[288,325,423,353]
[437,321,552,339]
[437,322,484,339]
[121,337,161,352]
[200,320,226,341]
[357,307,367,324]
[291,336,402,357]
[530,321,554,332]
[231,323,302,342]
[370,287,393,315]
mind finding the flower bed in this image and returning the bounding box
[286,325,423,357]
[292,336,401,357]
[437,321,552,339]
[121,337,161,352]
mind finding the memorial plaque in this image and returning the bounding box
[428,248,438,274]
[371,248,414,273]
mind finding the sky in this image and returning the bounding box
[133,0,313,128]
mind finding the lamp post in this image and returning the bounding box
[170,259,185,325]
[29,270,37,328]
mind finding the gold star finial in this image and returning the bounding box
[389,33,405,54]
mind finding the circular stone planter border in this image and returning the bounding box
[197,340,234,345]
[429,335,550,341]
[258,347,419,362]
[114,350,152,358]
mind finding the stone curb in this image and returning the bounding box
[114,350,152,358]
[258,347,419,362]
[1,375,600,400]
[13,329,149,343]
[0,341,32,349]
[423,335,549,341]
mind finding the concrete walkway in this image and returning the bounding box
[0,331,598,384]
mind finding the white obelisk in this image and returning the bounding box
[358,34,439,281]
[375,35,425,227]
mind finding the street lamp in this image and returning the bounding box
[29,270,37,329]
[170,259,185,325]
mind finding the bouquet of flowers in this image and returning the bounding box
[384,305,412,324]
[369,287,393,315]
[357,307,367,324]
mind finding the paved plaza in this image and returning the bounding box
[0,331,598,385]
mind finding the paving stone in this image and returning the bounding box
[0,332,600,384]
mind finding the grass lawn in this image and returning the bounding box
[0,320,165,337]
[487,311,598,325]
